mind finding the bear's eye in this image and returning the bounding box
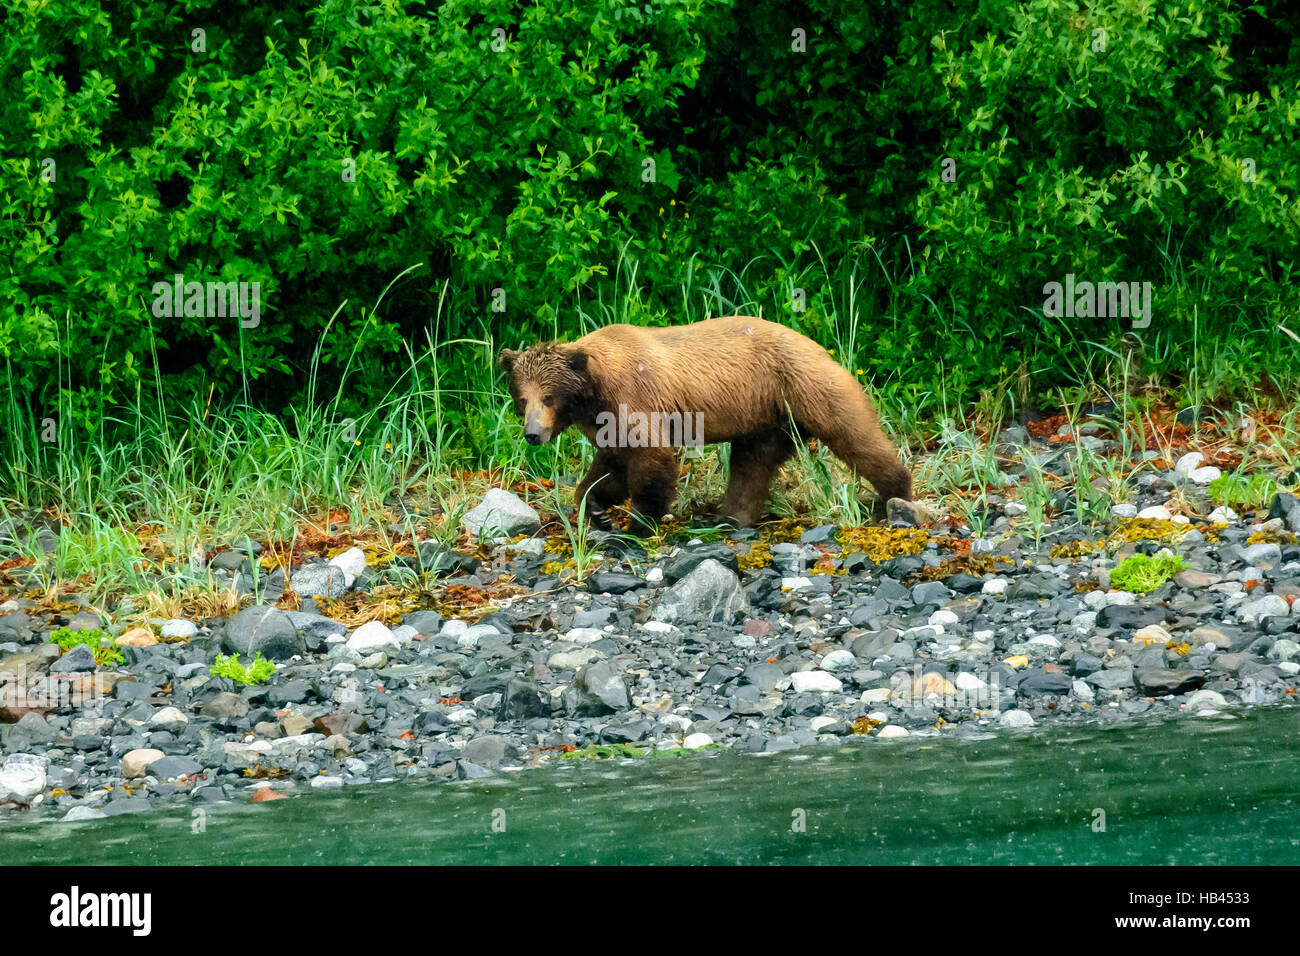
[543,395,555,407]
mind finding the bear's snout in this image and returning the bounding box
[525,430,543,445]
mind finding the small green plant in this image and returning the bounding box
[1110,553,1187,594]
[1207,472,1283,511]
[48,627,123,667]
[210,652,276,685]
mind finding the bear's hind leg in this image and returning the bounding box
[788,389,912,519]
[819,431,912,519]
[625,447,677,536]
[575,448,628,530]
[721,429,795,528]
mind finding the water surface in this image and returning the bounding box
[6,707,1297,865]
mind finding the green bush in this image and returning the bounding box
[2,0,1297,458]
[1110,552,1187,594]
[210,651,276,685]
[48,626,123,667]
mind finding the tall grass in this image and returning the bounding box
[2,251,1298,604]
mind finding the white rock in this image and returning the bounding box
[929,609,960,627]
[445,707,477,725]
[954,672,986,691]
[782,577,813,590]
[1004,502,1027,516]
[1186,689,1228,713]
[1174,451,1204,475]
[0,762,46,798]
[645,567,665,586]
[1189,466,1221,484]
[310,775,345,789]
[1105,589,1136,606]
[983,578,1009,595]
[547,648,602,670]
[121,748,164,779]
[1137,505,1172,520]
[328,546,368,586]
[563,627,606,644]
[1072,680,1095,701]
[999,709,1035,729]
[1237,595,1291,623]
[347,620,400,653]
[61,806,106,822]
[682,733,714,749]
[876,725,909,738]
[457,623,500,649]
[1271,639,1300,662]
[1071,611,1098,631]
[1111,503,1138,518]
[439,619,469,639]
[1208,506,1239,523]
[859,688,891,704]
[642,620,676,633]
[662,714,692,732]
[791,670,843,693]
[389,625,418,643]
[149,706,188,728]
[820,649,856,671]
[1133,624,1173,645]
[161,619,198,640]
[809,716,839,732]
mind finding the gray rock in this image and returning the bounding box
[498,678,549,719]
[586,572,645,595]
[201,692,250,721]
[1133,669,1205,695]
[462,489,541,540]
[222,606,305,661]
[284,611,348,646]
[288,564,349,598]
[661,543,740,583]
[461,735,514,768]
[567,661,630,716]
[910,581,953,606]
[52,644,98,672]
[401,610,445,635]
[1085,668,1134,691]
[741,663,785,692]
[1008,573,1068,600]
[1231,543,1282,568]
[148,755,203,779]
[1268,492,1300,533]
[652,559,749,626]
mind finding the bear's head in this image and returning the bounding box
[499,343,598,445]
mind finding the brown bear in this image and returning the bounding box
[499,315,912,534]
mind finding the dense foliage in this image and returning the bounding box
[3,0,1297,443]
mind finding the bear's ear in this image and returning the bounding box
[567,348,588,373]
[498,348,520,373]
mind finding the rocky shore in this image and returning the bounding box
[2,435,1299,823]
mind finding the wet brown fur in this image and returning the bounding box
[500,316,912,533]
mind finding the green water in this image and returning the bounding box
[7,708,1300,865]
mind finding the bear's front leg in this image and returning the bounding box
[625,447,677,537]
[574,448,628,531]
